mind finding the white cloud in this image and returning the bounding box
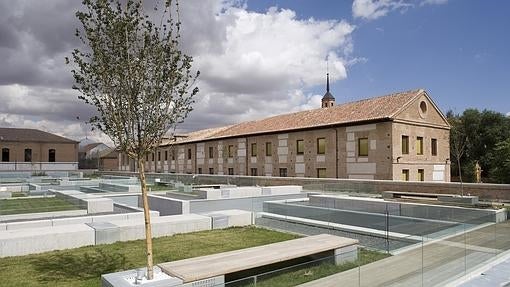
[0,0,359,143]
[506,112,510,117]
[352,0,413,20]
[420,0,448,6]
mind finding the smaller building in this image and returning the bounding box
[99,150,119,171]
[0,127,79,171]
[78,142,112,169]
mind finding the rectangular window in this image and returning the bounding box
[209,168,214,175]
[209,146,214,158]
[402,169,409,181]
[296,140,304,155]
[250,168,258,176]
[1,148,9,162]
[198,168,202,174]
[416,137,424,155]
[228,168,234,175]
[358,138,368,156]
[188,148,192,160]
[158,151,161,161]
[431,138,437,156]
[146,154,149,161]
[251,143,257,157]
[279,168,288,177]
[265,142,272,156]
[171,150,175,160]
[24,148,32,162]
[317,168,327,178]
[228,145,234,158]
[151,153,155,161]
[48,149,56,162]
[164,151,168,161]
[317,138,326,154]
[418,169,425,181]
[402,135,409,154]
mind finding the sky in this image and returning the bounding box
[0,0,509,144]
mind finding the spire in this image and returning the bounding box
[321,72,335,108]
[326,73,330,93]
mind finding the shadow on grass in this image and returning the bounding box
[30,248,127,283]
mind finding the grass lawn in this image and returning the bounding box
[147,184,174,191]
[0,197,80,215]
[0,226,389,287]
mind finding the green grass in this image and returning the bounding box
[147,184,173,191]
[0,197,80,215]
[0,227,299,287]
[11,192,27,198]
[241,248,390,287]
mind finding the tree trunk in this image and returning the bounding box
[457,158,464,196]
[137,159,154,280]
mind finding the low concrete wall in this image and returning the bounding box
[196,185,302,200]
[200,209,252,229]
[0,209,88,222]
[309,194,504,223]
[101,172,510,201]
[0,224,95,257]
[99,182,141,193]
[54,190,114,213]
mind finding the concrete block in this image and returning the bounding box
[6,219,52,230]
[87,222,120,245]
[0,224,95,257]
[87,198,114,213]
[92,214,129,222]
[0,223,6,231]
[201,210,252,229]
[261,185,302,196]
[334,244,358,265]
[52,216,93,226]
[101,266,183,287]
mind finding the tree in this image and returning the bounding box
[68,0,198,279]
[449,116,468,195]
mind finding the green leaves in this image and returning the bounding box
[69,0,198,160]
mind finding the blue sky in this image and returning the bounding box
[248,0,510,115]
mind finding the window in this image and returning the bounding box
[48,149,56,162]
[209,146,214,158]
[187,148,192,160]
[146,154,149,161]
[317,138,326,154]
[402,135,409,154]
[198,168,202,174]
[171,150,175,160]
[228,168,234,175]
[279,168,288,177]
[24,149,32,162]
[164,151,168,161]
[209,168,214,174]
[265,142,272,156]
[151,153,155,161]
[416,137,424,155]
[402,169,409,181]
[418,169,425,181]
[1,148,9,162]
[250,168,258,176]
[431,138,437,156]
[228,145,234,158]
[158,151,161,161]
[296,140,304,155]
[317,168,327,178]
[251,143,257,157]
[358,138,368,156]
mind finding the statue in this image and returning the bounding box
[475,161,482,183]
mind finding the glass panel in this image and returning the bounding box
[402,135,409,154]
[297,140,304,155]
[317,138,326,154]
[416,137,424,155]
[266,142,272,156]
[251,143,257,157]
[358,138,368,156]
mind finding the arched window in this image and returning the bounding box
[48,149,56,162]
[1,148,9,162]
[24,149,32,162]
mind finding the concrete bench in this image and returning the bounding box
[382,191,479,205]
[158,234,358,284]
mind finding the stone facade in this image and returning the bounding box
[118,90,451,182]
[0,141,78,171]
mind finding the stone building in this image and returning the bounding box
[0,127,79,171]
[118,86,451,182]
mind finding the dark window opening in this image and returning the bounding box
[24,149,32,162]
[48,149,56,162]
[1,148,9,162]
[279,168,288,177]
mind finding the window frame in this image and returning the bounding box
[187,148,192,160]
[250,168,258,176]
[402,169,410,181]
[209,168,214,174]
[317,168,327,178]
[358,138,369,157]
[164,150,168,161]
[296,139,304,155]
[418,169,425,181]
[228,145,234,158]
[1,148,9,162]
[251,143,257,157]
[416,136,424,155]
[48,149,56,162]
[279,168,288,177]
[317,138,326,155]
[402,135,409,155]
[228,167,234,175]
[24,148,32,162]
[431,138,438,156]
[208,146,214,158]
[265,142,272,156]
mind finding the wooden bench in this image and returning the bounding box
[158,234,358,283]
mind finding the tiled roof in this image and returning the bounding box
[0,128,78,144]
[165,89,426,145]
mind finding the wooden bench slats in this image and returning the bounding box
[158,234,358,283]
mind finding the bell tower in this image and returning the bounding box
[321,73,335,108]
